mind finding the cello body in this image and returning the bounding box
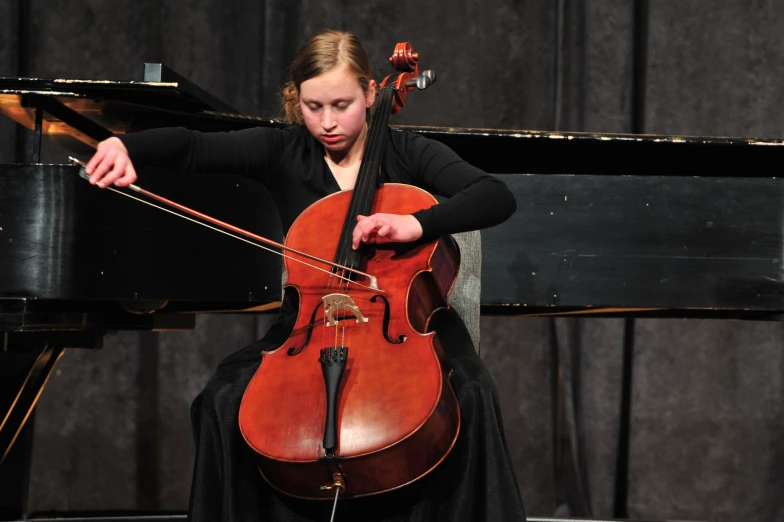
[238,184,461,499]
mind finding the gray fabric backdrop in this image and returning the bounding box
[2,1,784,521]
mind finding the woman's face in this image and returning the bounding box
[299,62,376,154]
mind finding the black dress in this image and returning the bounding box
[119,124,527,522]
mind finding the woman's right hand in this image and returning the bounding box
[84,137,138,188]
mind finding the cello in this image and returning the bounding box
[237,42,462,503]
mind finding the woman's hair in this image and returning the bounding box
[280,29,374,124]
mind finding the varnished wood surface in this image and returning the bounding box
[239,185,460,499]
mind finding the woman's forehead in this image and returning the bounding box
[299,64,363,101]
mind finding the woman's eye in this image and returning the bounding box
[336,103,349,110]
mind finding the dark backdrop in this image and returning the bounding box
[2,1,784,521]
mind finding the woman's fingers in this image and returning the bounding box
[352,213,424,249]
[352,215,382,249]
[91,151,119,186]
[84,137,134,188]
[362,219,379,242]
[86,149,115,183]
[114,162,138,187]
[101,155,131,187]
[84,148,106,175]
[352,215,403,249]
[377,224,392,238]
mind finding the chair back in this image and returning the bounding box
[446,231,482,353]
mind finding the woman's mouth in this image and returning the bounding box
[322,134,342,144]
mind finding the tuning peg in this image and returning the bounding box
[406,70,436,90]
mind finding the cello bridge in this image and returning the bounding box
[323,294,368,327]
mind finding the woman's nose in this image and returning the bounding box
[322,109,336,129]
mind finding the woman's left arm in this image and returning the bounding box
[406,131,517,238]
[352,131,516,248]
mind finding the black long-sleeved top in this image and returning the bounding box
[118,124,516,239]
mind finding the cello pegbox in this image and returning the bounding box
[381,42,427,114]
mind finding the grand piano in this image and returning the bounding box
[2,64,783,521]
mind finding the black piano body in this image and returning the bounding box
[2,65,784,520]
[0,66,290,520]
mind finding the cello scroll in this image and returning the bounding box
[381,42,437,114]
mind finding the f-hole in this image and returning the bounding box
[287,301,324,356]
[371,295,406,344]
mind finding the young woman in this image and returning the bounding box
[85,29,526,522]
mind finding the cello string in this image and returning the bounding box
[325,98,383,333]
[327,89,391,296]
[345,86,392,297]
[350,86,393,268]
[344,87,392,275]
[357,87,392,229]
[338,86,393,274]
[334,310,339,349]
[323,88,381,340]
[329,86,393,348]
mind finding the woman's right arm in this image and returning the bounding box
[85,126,287,188]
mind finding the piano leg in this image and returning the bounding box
[0,333,96,521]
[0,412,36,521]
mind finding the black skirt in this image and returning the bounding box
[187,292,527,522]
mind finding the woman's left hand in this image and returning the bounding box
[352,213,423,249]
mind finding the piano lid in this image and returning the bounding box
[4,63,784,177]
[4,63,784,156]
[0,63,288,153]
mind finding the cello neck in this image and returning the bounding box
[332,85,396,271]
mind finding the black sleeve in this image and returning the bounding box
[117,126,293,185]
[401,132,517,239]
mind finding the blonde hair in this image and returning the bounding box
[280,29,374,124]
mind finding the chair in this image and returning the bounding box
[446,230,482,354]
